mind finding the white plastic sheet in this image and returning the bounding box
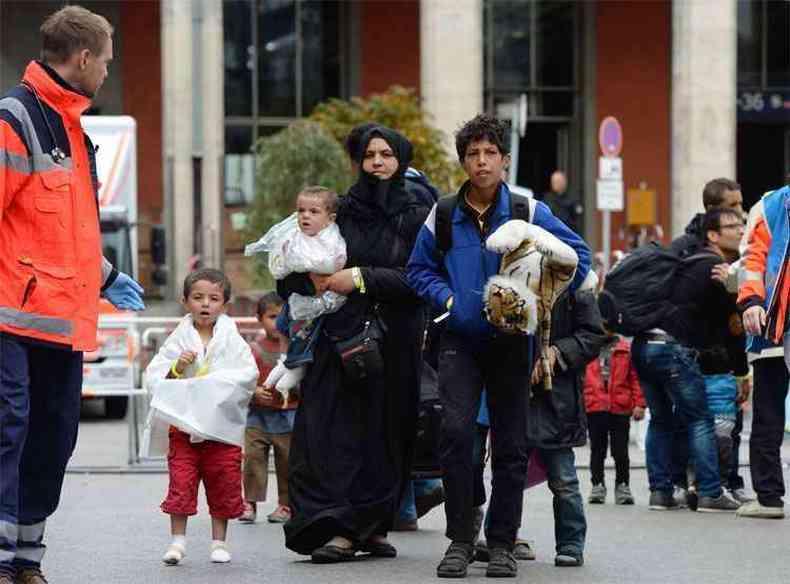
[141,314,258,456]
[245,213,348,319]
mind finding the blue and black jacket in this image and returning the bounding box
[406,182,591,342]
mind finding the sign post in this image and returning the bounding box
[597,116,623,272]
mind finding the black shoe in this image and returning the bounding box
[648,490,679,511]
[415,485,445,518]
[359,539,397,558]
[686,489,699,511]
[437,542,474,578]
[311,544,357,564]
[473,540,490,563]
[486,547,517,578]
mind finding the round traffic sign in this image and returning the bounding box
[599,116,623,157]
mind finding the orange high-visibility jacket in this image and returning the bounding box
[0,61,117,351]
[737,187,790,345]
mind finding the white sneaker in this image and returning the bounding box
[210,542,231,563]
[736,500,785,519]
[162,543,186,565]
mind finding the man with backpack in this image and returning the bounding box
[625,208,745,513]
[668,178,751,507]
[407,114,590,579]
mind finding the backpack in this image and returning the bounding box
[434,191,533,254]
[597,242,716,336]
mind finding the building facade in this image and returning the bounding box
[1,0,788,296]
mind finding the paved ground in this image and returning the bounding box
[39,412,790,583]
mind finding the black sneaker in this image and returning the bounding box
[697,493,740,513]
[486,547,517,578]
[437,542,474,578]
[649,490,679,510]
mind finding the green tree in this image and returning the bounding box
[310,85,465,193]
[246,120,353,284]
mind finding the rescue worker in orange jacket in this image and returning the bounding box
[0,7,144,583]
[736,184,790,518]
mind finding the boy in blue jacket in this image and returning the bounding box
[407,114,590,579]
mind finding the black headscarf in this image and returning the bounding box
[340,126,428,268]
[346,126,415,218]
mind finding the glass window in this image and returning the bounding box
[224,0,254,117]
[302,1,341,115]
[535,1,575,88]
[225,126,254,206]
[737,1,762,87]
[258,0,297,117]
[766,0,790,87]
[491,0,532,91]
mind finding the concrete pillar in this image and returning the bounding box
[162,0,194,298]
[671,0,737,236]
[420,0,483,157]
[199,0,224,271]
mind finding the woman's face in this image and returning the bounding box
[362,137,399,180]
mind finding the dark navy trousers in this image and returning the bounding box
[0,333,82,573]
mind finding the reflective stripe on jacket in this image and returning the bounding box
[737,186,790,346]
[0,61,111,350]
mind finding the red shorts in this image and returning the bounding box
[161,429,244,519]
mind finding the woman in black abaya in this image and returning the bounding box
[279,126,429,563]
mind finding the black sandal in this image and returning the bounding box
[311,544,357,564]
[359,540,397,558]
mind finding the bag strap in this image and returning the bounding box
[435,194,458,255]
[435,190,534,255]
[510,192,534,223]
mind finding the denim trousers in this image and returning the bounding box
[631,338,722,498]
[531,448,586,556]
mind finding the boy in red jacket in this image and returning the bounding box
[583,334,646,504]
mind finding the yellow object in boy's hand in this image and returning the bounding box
[174,350,198,376]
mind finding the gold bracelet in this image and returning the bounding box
[170,362,182,378]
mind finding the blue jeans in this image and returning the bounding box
[535,448,586,556]
[398,479,442,521]
[631,338,722,498]
[276,305,322,368]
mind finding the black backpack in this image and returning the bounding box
[434,191,533,254]
[597,242,715,336]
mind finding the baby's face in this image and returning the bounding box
[296,194,335,236]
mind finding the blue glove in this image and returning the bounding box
[103,271,146,311]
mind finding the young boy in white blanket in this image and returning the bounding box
[245,185,347,398]
[144,268,258,565]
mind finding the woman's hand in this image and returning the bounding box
[309,273,331,295]
[326,268,357,295]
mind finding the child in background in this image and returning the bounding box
[584,332,646,504]
[144,269,259,565]
[244,186,347,398]
[239,292,298,524]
